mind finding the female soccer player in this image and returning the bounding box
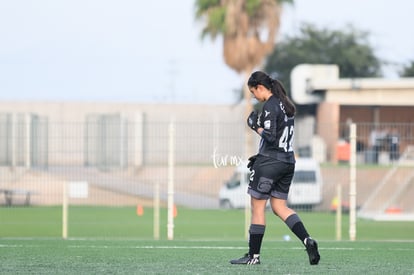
[230,71,320,265]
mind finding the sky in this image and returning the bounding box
[0,0,413,104]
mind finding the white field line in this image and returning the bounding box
[1,243,413,252]
[2,237,414,243]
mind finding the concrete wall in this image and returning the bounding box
[0,101,246,167]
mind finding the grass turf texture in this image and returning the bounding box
[1,207,414,274]
[0,239,413,274]
[1,206,413,240]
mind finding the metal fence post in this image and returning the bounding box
[167,120,175,240]
[349,123,357,241]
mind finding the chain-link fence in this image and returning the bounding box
[1,115,413,219]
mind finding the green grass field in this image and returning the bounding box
[1,206,414,274]
[1,239,413,274]
[1,206,413,240]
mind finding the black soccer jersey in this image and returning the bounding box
[257,95,295,163]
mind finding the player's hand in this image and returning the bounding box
[247,154,257,171]
[247,111,259,131]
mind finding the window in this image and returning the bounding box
[293,171,316,183]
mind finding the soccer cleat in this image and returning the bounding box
[305,238,320,265]
[230,253,261,265]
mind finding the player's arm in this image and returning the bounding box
[247,111,263,135]
[258,106,278,143]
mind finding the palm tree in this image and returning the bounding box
[195,0,293,156]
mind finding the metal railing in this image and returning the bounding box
[0,119,413,214]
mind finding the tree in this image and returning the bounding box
[400,61,414,77]
[264,23,383,95]
[195,0,293,156]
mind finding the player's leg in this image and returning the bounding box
[270,163,321,265]
[230,157,268,265]
[271,197,320,265]
[247,158,272,262]
[270,163,312,243]
[271,198,309,242]
[248,197,267,258]
[230,197,266,265]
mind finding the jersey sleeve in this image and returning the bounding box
[260,102,279,144]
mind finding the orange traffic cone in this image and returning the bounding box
[136,205,144,216]
[173,204,178,218]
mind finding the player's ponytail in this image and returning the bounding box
[270,78,296,117]
[248,71,296,117]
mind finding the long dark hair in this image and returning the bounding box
[247,71,296,117]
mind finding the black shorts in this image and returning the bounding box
[247,156,295,200]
